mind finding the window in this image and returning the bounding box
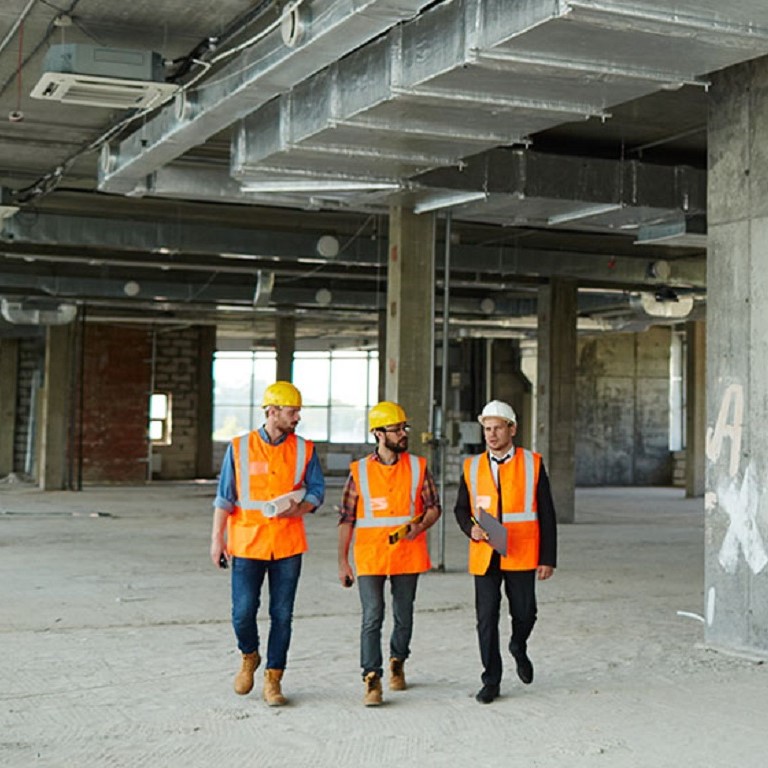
[213,351,276,441]
[212,349,378,443]
[149,393,172,445]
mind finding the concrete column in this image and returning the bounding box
[685,320,706,498]
[706,58,768,653]
[275,317,296,382]
[0,339,19,476]
[39,324,75,490]
[377,308,386,402]
[537,278,577,524]
[196,326,216,478]
[489,339,533,450]
[385,206,435,454]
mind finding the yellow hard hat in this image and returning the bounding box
[262,381,302,408]
[368,401,407,431]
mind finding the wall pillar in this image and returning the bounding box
[685,320,706,498]
[39,325,75,490]
[537,278,577,523]
[196,326,216,478]
[275,317,296,382]
[706,57,768,653]
[0,339,19,476]
[386,206,435,454]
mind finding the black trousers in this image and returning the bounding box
[474,552,537,687]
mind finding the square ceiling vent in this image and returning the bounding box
[31,43,178,109]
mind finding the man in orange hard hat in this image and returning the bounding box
[454,399,557,704]
[338,400,442,706]
[211,381,325,706]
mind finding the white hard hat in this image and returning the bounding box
[478,400,517,425]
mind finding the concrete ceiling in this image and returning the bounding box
[1,0,759,344]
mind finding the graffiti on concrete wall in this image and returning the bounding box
[705,383,768,576]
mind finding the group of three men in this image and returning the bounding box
[210,381,557,707]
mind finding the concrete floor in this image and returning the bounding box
[1,480,766,767]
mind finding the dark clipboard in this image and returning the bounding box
[477,508,508,557]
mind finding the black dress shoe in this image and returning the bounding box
[512,651,534,685]
[475,684,500,704]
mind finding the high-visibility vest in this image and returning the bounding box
[463,448,541,574]
[227,431,313,560]
[351,453,431,576]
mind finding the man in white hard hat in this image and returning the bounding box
[453,399,557,704]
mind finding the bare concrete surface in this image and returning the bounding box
[1,481,766,768]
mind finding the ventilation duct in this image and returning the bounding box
[0,299,77,326]
[31,44,177,109]
[630,290,694,319]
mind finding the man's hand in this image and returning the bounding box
[275,499,309,519]
[470,524,489,542]
[537,565,554,580]
[210,537,226,568]
[338,561,355,588]
[405,521,426,540]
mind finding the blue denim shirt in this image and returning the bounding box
[214,426,325,512]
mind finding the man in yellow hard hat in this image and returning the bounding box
[454,399,557,704]
[337,400,442,706]
[210,380,325,706]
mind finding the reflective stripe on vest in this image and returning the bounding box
[356,453,420,528]
[236,433,307,511]
[468,449,538,523]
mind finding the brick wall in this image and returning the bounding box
[78,325,151,484]
[152,326,213,480]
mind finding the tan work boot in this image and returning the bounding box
[389,658,406,691]
[233,651,261,695]
[363,671,383,706]
[263,668,288,706]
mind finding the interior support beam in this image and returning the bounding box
[0,338,19,476]
[385,206,435,454]
[39,324,75,490]
[536,278,577,524]
[685,319,706,498]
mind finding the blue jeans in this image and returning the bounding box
[231,554,302,670]
[358,573,419,678]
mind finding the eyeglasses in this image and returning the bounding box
[381,425,410,434]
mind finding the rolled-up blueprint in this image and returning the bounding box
[262,489,305,518]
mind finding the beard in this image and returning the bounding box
[384,435,408,453]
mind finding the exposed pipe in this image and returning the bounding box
[147,327,157,482]
[76,302,86,490]
[435,211,451,572]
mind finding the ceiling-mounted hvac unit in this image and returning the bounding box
[31,44,178,110]
[0,299,77,326]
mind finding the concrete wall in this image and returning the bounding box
[576,327,672,486]
[13,337,44,476]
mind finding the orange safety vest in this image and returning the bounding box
[351,453,431,576]
[463,447,541,574]
[227,431,313,560]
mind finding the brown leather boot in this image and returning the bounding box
[363,671,383,706]
[233,651,261,695]
[389,658,406,691]
[263,668,288,706]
